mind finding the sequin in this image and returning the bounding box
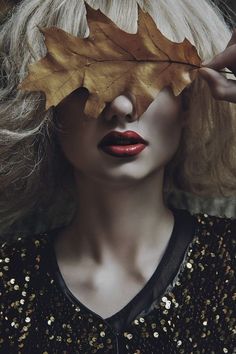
[165,301,171,309]
[0,212,235,353]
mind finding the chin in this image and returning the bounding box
[90,164,162,186]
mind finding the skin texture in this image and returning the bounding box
[55,87,183,186]
[54,87,184,317]
[52,31,236,318]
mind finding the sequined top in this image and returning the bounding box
[0,209,235,354]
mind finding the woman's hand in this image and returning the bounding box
[199,29,236,103]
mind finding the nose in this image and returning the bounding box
[104,94,138,122]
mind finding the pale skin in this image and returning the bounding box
[53,31,236,319]
[54,86,183,318]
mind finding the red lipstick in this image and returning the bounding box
[98,131,148,157]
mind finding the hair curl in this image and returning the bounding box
[0,0,236,233]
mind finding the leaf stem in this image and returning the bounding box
[102,59,235,76]
[167,60,235,76]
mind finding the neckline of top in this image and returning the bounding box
[45,207,197,333]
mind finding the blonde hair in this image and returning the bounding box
[0,0,236,232]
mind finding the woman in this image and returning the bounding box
[0,0,235,353]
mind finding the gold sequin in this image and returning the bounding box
[0,212,235,353]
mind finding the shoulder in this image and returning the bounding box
[0,226,62,283]
[0,230,52,297]
[192,211,236,236]
[0,230,53,346]
[191,211,235,264]
[0,233,33,276]
[0,231,49,266]
[192,211,236,231]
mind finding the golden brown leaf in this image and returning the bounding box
[18,4,202,118]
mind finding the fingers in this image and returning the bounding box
[202,29,236,75]
[199,29,236,103]
[202,44,236,74]
[199,67,236,103]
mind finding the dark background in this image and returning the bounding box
[0,0,235,234]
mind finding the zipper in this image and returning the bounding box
[96,316,126,353]
[115,333,126,354]
[115,336,120,354]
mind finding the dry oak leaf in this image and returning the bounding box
[18,4,202,119]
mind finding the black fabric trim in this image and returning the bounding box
[47,207,196,333]
[104,207,196,331]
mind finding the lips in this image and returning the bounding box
[98,131,148,147]
[98,131,148,157]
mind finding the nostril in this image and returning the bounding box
[111,113,133,122]
[126,114,132,121]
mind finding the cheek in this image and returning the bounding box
[158,113,183,145]
[55,103,85,161]
[57,120,95,168]
[142,93,183,171]
[55,87,95,165]
[148,92,183,147]
[153,119,182,168]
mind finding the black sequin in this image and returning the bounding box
[0,210,235,353]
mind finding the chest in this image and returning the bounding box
[57,260,154,318]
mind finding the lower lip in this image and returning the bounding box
[99,143,147,157]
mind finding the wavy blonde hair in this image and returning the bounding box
[0,0,236,233]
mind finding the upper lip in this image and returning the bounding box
[98,131,149,147]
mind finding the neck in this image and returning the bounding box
[61,168,174,265]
